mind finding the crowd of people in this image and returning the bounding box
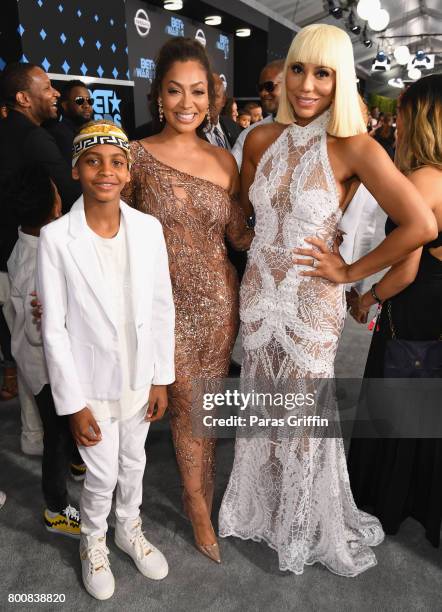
[0,21,441,602]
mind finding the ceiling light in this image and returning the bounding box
[361,26,372,48]
[368,8,390,31]
[347,10,361,35]
[327,1,343,19]
[410,52,435,70]
[408,67,421,80]
[393,45,410,65]
[388,78,404,89]
[236,28,251,37]
[164,0,183,10]
[356,0,380,20]
[204,15,222,26]
[371,50,391,71]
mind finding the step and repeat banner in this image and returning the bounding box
[10,0,134,132]
[6,0,233,132]
[125,0,234,127]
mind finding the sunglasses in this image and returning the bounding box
[74,96,94,106]
[257,81,278,93]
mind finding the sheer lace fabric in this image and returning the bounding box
[122,141,253,508]
[219,111,384,576]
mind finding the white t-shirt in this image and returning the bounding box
[86,218,150,421]
[231,114,274,169]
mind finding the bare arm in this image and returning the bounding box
[239,124,285,219]
[295,135,437,284]
[351,166,441,319]
[225,157,254,251]
[240,134,258,218]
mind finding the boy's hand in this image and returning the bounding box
[30,291,42,328]
[145,385,168,422]
[69,407,102,446]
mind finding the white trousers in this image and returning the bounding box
[0,273,43,447]
[18,374,43,447]
[78,406,150,537]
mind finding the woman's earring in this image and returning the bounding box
[158,98,164,122]
[206,107,211,128]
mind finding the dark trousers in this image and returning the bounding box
[34,384,76,512]
[0,308,14,366]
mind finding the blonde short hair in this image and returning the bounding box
[276,24,366,137]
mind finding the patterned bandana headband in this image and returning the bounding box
[72,122,131,168]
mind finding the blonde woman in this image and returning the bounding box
[219,24,437,576]
[348,74,442,547]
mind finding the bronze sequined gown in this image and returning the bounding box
[122,140,253,512]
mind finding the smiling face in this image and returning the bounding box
[285,61,335,125]
[72,144,130,204]
[237,113,251,128]
[24,67,60,124]
[159,60,209,133]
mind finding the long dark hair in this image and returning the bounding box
[396,74,442,174]
[150,37,215,133]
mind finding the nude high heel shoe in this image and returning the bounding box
[182,493,221,564]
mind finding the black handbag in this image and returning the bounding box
[384,301,442,378]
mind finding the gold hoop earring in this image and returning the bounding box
[158,98,164,122]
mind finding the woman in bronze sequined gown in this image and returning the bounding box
[122,38,252,563]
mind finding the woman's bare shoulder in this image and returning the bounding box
[245,121,286,147]
[244,122,288,164]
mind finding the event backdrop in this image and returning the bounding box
[5,0,134,132]
[2,0,234,130]
[125,0,234,127]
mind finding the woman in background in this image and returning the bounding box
[222,97,238,123]
[348,74,442,547]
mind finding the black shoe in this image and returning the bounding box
[228,360,241,377]
[70,462,86,481]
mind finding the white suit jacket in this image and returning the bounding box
[37,197,175,416]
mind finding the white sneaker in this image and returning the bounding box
[0,491,6,509]
[115,518,168,580]
[80,535,115,600]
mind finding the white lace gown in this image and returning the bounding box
[219,110,384,576]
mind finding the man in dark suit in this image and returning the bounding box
[45,79,93,165]
[204,73,242,149]
[0,63,81,269]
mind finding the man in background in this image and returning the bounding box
[45,79,93,165]
[0,62,80,454]
[205,73,242,150]
[232,59,284,169]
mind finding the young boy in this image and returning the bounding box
[37,121,175,600]
[6,164,81,537]
[237,110,251,129]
